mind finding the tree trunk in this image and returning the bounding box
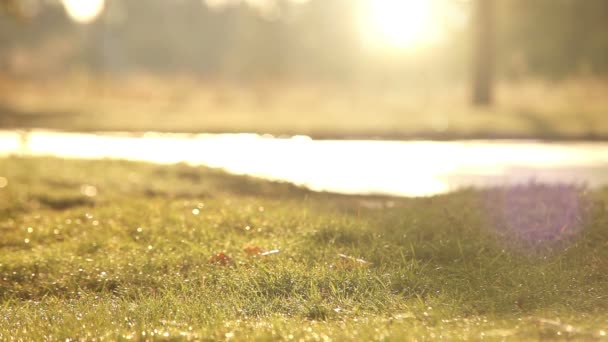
[473,0,495,106]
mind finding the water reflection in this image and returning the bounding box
[1,130,608,197]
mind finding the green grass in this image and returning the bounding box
[2,76,608,140]
[1,157,608,340]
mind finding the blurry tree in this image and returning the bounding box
[1,0,608,83]
[497,0,608,77]
[472,0,494,106]
[0,0,26,19]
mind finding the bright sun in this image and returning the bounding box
[62,0,105,24]
[361,0,441,50]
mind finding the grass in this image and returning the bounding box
[2,75,608,140]
[1,156,608,340]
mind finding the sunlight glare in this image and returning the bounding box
[2,131,608,197]
[361,0,441,49]
[62,0,105,24]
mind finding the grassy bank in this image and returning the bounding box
[1,157,608,340]
[2,76,608,140]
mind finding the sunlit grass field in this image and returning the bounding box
[2,75,608,139]
[1,157,607,340]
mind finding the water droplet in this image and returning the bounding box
[0,177,7,188]
[137,227,143,233]
[53,229,60,235]
[24,238,30,244]
[27,227,34,233]
[147,245,153,250]
[192,208,200,215]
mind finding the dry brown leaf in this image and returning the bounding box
[244,245,264,256]
[209,252,232,266]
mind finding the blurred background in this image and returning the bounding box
[1,0,607,139]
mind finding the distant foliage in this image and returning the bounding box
[0,0,607,80]
[496,0,608,77]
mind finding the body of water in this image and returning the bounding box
[1,130,608,197]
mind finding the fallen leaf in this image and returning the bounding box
[244,245,264,256]
[209,252,232,266]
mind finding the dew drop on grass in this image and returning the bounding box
[27,227,34,233]
[192,208,200,215]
